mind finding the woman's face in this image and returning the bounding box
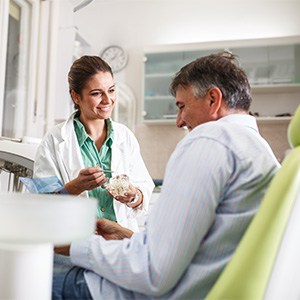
[73,71,116,120]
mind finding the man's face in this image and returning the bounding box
[175,85,214,131]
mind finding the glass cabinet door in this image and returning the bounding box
[143,40,300,123]
[232,45,298,85]
[143,52,180,121]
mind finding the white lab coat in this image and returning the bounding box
[33,112,154,232]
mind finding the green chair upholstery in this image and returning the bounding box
[206,105,300,300]
[288,105,300,148]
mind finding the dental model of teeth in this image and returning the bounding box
[106,174,130,197]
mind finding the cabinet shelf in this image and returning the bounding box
[144,119,176,125]
[145,96,174,100]
[252,83,300,94]
[144,116,292,125]
[145,73,173,78]
[256,116,292,124]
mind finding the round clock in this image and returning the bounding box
[100,45,128,73]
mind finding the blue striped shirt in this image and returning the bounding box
[71,114,280,299]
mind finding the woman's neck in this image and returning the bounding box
[79,116,107,151]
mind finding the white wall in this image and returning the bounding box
[67,0,300,179]
[72,0,300,123]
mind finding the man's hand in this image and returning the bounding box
[54,245,70,256]
[96,218,133,240]
[54,219,133,256]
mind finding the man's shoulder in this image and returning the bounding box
[177,122,226,151]
[190,120,231,139]
[182,117,253,153]
[191,115,256,139]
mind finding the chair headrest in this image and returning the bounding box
[288,105,300,148]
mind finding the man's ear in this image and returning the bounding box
[71,90,80,104]
[207,87,222,116]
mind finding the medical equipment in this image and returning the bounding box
[0,137,38,192]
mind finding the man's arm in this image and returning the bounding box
[54,218,133,256]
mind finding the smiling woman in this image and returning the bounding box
[33,55,154,233]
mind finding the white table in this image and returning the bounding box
[0,193,97,300]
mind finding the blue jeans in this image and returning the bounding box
[52,254,93,300]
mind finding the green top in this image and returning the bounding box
[74,116,117,221]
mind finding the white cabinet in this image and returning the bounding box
[143,36,300,124]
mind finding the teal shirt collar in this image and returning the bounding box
[74,117,114,147]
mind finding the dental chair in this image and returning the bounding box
[206,105,300,300]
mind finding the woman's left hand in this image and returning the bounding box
[107,184,142,207]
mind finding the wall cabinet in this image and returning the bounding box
[143,36,300,124]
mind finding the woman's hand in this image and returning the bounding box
[95,218,133,240]
[65,166,108,195]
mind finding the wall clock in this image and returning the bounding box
[100,45,128,73]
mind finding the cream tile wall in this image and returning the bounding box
[258,121,290,162]
[136,121,291,180]
[135,125,187,179]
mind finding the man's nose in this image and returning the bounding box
[176,113,185,128]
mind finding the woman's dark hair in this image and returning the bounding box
[68,55,113,110]
[170,51,252,111]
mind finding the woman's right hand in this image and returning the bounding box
[64,166,108,195]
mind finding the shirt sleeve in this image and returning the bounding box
[71,136,234,296]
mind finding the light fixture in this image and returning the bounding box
[73,0,95,12]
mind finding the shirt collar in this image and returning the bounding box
[219,114,258,133]
[74,117,114,148]
[105,118,114,147]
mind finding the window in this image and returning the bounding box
[0,0,39,139]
